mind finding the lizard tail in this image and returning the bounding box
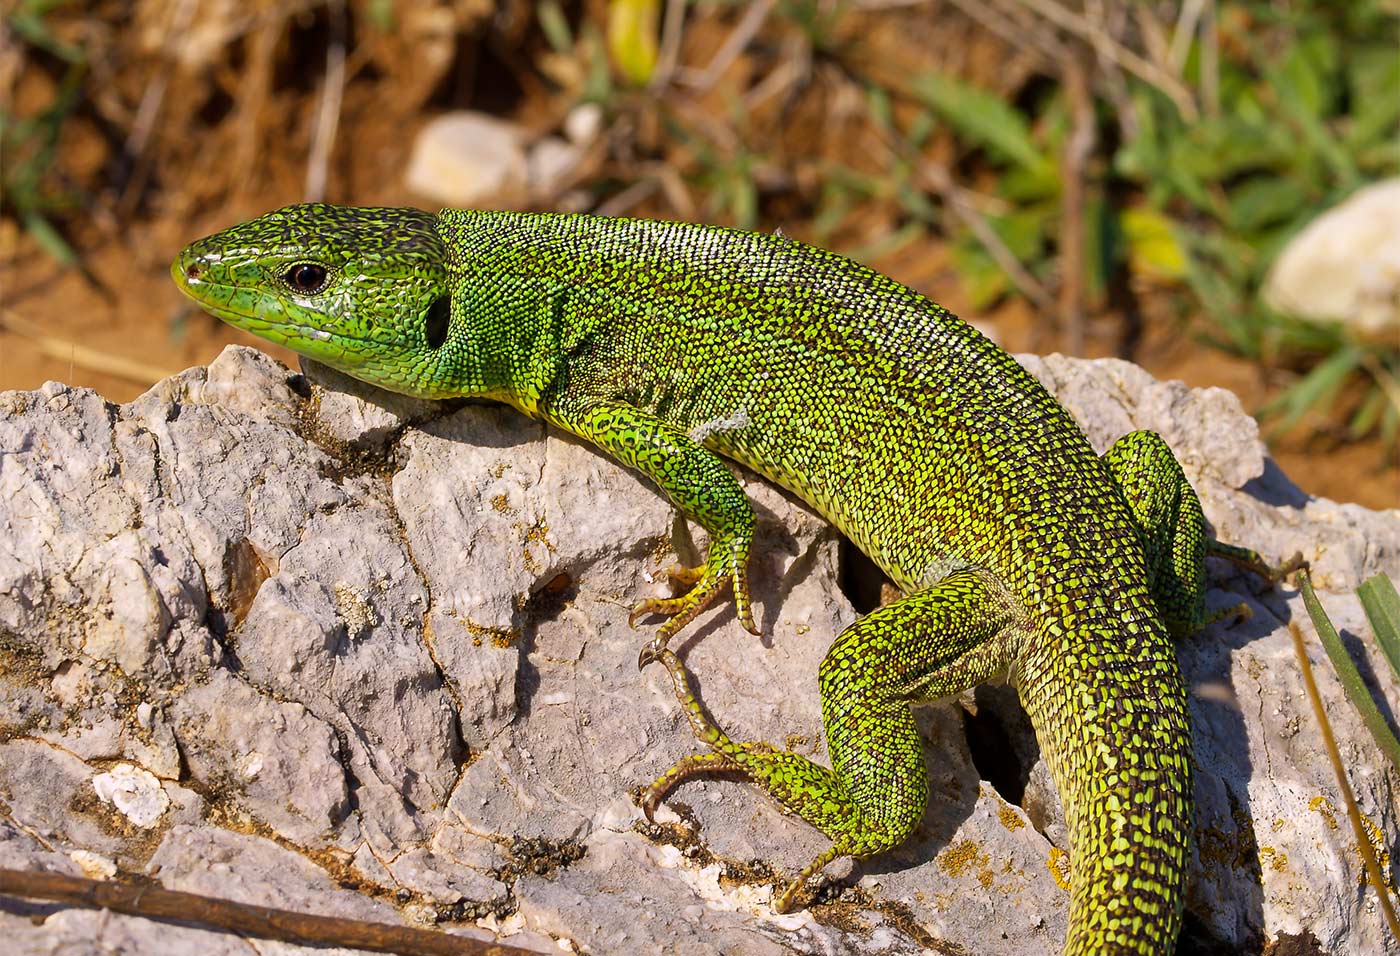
[1022,634,1194,956]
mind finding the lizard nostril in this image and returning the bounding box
[184,262,204,281]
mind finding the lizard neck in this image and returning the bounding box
[434,209,595,416]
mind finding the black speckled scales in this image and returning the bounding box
[174,204,1255,956]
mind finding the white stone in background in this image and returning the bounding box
[91,764,169,829]
[527,136,585,201]
[564,103,604,145]
[405,112,527,208]
[1264,177,1400,339]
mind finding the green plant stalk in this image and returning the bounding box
[1299,572,1400,771]
[1357,573,1400,684]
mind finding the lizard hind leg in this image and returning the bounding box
[641,569,1017,911]
[1102,430,1305,638]
[1101,430,1209,639]
[1205,538,1307,583]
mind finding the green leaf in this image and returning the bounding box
[20,211,77,266]
[1299,572,1400,773]
[1083,195,1118,304]
[1228,178,1311,234]
[912,72,1050,173]
[537,0,573,53]
[1382,398,1400,451]
[999,163,1061,203]
[1262,344,1364,433]
[990,206,1051,262]
[7,7,85,63]
[1357,573,1400,685]
[1121,207,1187,281]
[1348,387,1388,440]
[1266,35,1356,186]
[865,85,894,133]
[1346,46,1400,151]
[951,239,1009,310]
[1271,34,1337,119]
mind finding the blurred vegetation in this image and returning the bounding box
[2,0,1398,450]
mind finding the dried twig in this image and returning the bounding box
[1057,55,1096,356]
[1200,0,1219,117]
[0,868,537,956]
[0,310,176,385]
[119,0,200,217]
[652,0,688,87]
[676,0,774,93]
[304,0,347,201]
[231,13,283,201]
[1168,0,1207,73]
[1003,0,1198,120]
[918,162,1057,317]
[1288,618,1400,941]
[594,177,660,218]
[944,0,1064,63]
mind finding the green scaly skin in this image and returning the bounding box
[173,204,1297,956]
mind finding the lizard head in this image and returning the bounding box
[172,203,462,397]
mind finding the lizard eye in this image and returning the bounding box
[284,263,329,295]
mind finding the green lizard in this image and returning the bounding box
[172,204,1295,956]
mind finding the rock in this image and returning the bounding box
[404,112,528,209]
[563,103,604,146]
[527,136,585,201]
[91,763,170,829]
[1263,177,1400,339]
[0,343,1397,955]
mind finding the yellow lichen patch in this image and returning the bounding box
[1356,811,1395,890]
[1309,795,1339,831]
[465,619,521,649]
[490,492,514,514]
[1271,818,1287,833]
[517,517,556,573]
[1258,846,1288,872]
[333,583,374,635]
[1047,846,1072,891]
[997,804,1026,832]
[937,839,988,879]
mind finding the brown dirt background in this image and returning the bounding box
[2,0,1395,508]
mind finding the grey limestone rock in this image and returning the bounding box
[0,344,1396,955]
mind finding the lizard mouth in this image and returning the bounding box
[170,251,334,345]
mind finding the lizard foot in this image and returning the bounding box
[774,845,843,913]
[1203,600,1253,629]
[639,752,741,823]
[628,548,760,646]
[1207,541,1308,585]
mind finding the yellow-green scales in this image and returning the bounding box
[175,204,1282,956]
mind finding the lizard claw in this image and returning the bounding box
[637,639,663,672]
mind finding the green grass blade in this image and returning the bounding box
[1357,573,1400,685]
[21,211,77,267]
[1299,572,1400,772]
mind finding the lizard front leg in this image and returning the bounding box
[642,568,1018,911]
[551,400,761,649]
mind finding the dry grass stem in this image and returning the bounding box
[1289,622,1400,940]
[0,310,177,385]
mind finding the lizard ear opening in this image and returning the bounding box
[423,295,451,349]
